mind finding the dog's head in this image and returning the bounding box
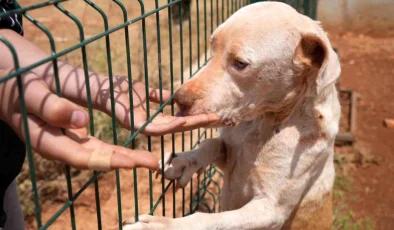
[174,2,340,126]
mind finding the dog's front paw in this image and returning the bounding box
[123,215,174,230]
[156,152,205,189]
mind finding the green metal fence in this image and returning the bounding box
[0,0,316,229]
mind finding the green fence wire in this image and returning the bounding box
[0,0,316,229]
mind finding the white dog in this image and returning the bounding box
[124,2,340,229]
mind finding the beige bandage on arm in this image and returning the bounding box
[87,149,113,171]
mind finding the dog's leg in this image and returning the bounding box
[123,198,283,230]
[156,138,225,189]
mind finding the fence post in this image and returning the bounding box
[249,0,317,19]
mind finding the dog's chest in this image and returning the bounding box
[217,120,324,210]
[219,121,297,168]
[218,122,293,210]
[217,115,336,213]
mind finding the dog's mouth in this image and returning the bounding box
[174,97,241,128]
[175,110,238,128]
[175,111,185,117]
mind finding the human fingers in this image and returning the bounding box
[23,79,88,129]
[11,114,157,170]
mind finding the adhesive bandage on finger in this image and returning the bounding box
[87,149,113,171]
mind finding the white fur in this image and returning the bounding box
[124,2,341,230]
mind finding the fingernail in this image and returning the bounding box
[71,110,87,127]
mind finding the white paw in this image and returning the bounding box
[156,152,205,189]
[123,214,174,230]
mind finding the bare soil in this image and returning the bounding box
[329,31,394,230]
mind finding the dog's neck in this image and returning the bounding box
[257,82,339,139]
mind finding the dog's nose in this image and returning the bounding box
[174,82,203,114]
[174,87,194,113]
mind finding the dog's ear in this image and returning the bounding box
[294,33,340,95]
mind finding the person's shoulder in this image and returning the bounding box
[0,0,24,36]
[0,0,15,8]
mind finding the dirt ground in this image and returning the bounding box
[329,31,394,230]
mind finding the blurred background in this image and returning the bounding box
[317,1,394,230]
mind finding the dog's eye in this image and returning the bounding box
[233,60,248,70]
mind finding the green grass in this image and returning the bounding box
[332,150,376,230]
[333,205,374,230]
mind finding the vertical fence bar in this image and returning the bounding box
[196,0,201,68]
[211,0,214,33]
[64,167,77,230]
[188,0,194,214]
[221,0,225,23]
[166,0,177,218]
[196,0,202,213]
[227,0,230,19]
[311,0,317,19]
[196,131,201,212]
[203,129,208,204]
[177,0,186,217]
[303,0,311,16]
[216,0,220,27]
[154,0,166,217]
[136,0,154,212]
[112,0,140,223]
[203,0,209,213]
[204,0,208,62]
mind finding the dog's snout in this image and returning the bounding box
[174,81,204,114]
[174,87,194,112]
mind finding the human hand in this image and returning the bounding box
[1,30,221,137]
[0,29,220,171]
[90,77,220,136]
[0,68,158,170]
